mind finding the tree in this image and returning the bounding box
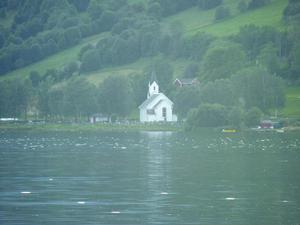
[78,44,93,61]
[288,41,300,81]
[183,63,199,78]
[228,107,244,128]
[98,10,117,32]
[29,43,42,62]
[215,6,230,21]
[198,0,222,10]
[48,86,65,118]
[283,0,300,23]
[63,61,79,78]
[202,41,246,80]
[0,32,5,49]
[186,103,228,129]
[80,49,100,72]
[5,79,33,119]
[145,58,174,94]
[238,1,248,12]
[129,72,149,107]
[234,25,280,60]
[245,107,262,127]
[0,81,12,117]
[37,78,53,119]
[200,79,237,106]
[248,0,270,9]
[174,86,202,119]
[231,67,286,112]
[87,0,103,19]
[257,43,280,74]
[68,0,90,12]
[63,27,82,47]
[98,75,134,119]
[63,77,98,120]
[147,2,162,19]
[183,32,215,60]
[29,71,41,87]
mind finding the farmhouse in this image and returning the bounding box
[174,78,199,87]
[139,76,177,122]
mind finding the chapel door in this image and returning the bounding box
[162,107,167,121]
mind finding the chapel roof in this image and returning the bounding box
[139,93,173,110]
[138,94,160,109]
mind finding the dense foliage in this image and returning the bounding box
[0,0,201,75]
[0,0,298,127]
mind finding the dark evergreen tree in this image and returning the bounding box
[198,0,222,10]
[98,75,134,118]
[248,0,270,9]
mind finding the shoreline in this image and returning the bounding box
[1,122,300,133]
[0,122,183,133]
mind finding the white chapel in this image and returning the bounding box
[139,74,177,122]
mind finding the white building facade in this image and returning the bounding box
[139,80,177,122]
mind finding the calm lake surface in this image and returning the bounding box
[0,130,299,225]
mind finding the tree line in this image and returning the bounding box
[0,75,130,121]
[175,67,285,130]
[0,62,285,128]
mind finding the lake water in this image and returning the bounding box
[0,130,299,225]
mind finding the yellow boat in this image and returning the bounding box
[222,129,237,133]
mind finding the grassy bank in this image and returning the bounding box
[0,122,182,133]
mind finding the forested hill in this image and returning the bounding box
[0,0,299,122]
[0,0,296,81]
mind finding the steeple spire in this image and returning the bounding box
[150,71,157,83]
[147,71,159,98]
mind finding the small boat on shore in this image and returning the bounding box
[222,129,236,133]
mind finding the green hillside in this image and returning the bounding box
[0,0,288,82]
[164,0,287,36]
[0,32,108,81]
[0,0,299,120]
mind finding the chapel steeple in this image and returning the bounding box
[147,71,159,98]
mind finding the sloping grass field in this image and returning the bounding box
[282,87,300,118]
[163,0,288,36]
[0,32,108,81]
